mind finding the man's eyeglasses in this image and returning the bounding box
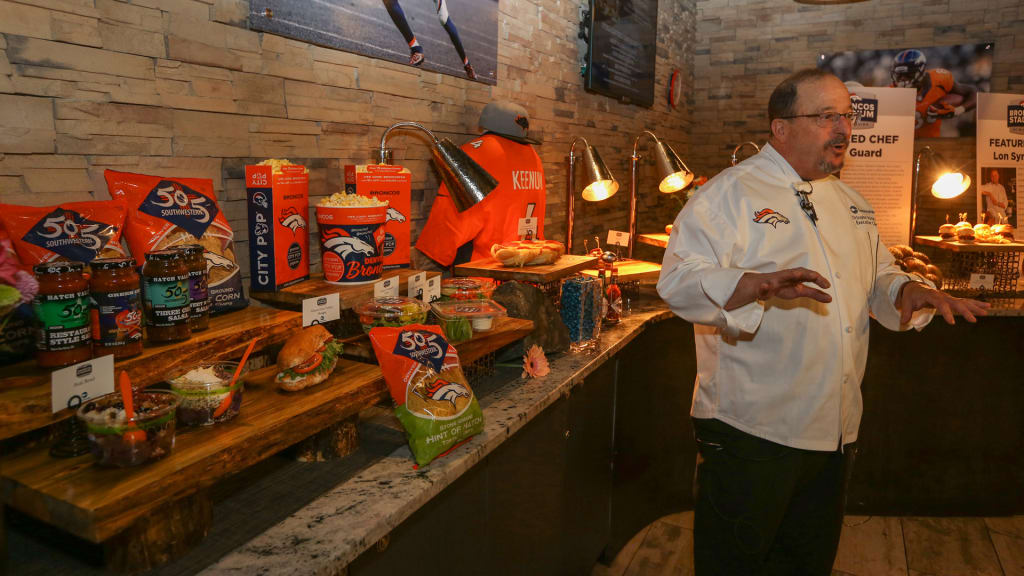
[779,111,858,127]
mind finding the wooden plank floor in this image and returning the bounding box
[593,513,1024,576]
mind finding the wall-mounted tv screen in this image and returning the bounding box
[584,0,658,108]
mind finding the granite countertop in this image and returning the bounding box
[200,295,676,576]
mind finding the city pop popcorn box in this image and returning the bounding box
[246,163,310,292]
[344,164,411,270]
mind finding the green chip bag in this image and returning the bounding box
[368,324,484,466]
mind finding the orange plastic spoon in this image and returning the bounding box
[119,371,146,444]
[212,337,258,419]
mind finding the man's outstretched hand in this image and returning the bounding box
[896,281,990,325]
[726,268,832,311]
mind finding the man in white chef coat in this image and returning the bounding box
[657,68,988,575]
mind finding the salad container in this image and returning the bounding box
[355,296,430,334]
[166,361,245,427]
[76,390,179,467]
[440,277,496,301]
[431,299,507,343]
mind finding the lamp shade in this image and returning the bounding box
[653,140,693,193]
[432,138,499,212]
[931,171,970,199]
[580,145,619,201]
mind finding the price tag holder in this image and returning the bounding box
[424,275,442,303]
[51,355,115,413]
[302,293,340,326]
[607,230,630,247]
[374,276,399,298]
[969,273,994,290]
[518,217,539,240]
[408,272,426,300]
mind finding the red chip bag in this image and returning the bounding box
[104,169,247,313]
[369,324,484,466]
[0,201,128,266]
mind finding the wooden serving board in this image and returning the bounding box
[580,260,662,283]
[0,358,386,544]
[454,255,597,284]
[250,270,441,310]
[637,233,670,248]
[0,306,302,442]
[340,316,535,365]
[915,235,1024,253]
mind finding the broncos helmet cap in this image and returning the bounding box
[479,100,542,145]
[891,49,927,88]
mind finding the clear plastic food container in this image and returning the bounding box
[431,299,507,343]
[440,277,496,301]
[166,361,245,427]
[355,296,430,334]
[77,390,179,467]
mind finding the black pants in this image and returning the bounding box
[692,418,856,576]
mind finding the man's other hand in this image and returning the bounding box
[897,281,990,325]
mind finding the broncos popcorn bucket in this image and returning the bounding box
[316,204,388,284]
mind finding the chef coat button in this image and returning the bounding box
[845,326,852,334]
[835,272,842,279]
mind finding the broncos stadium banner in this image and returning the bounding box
[839,86,917,247]
[250,0,498,85]
[976,93,1023,229]
[820,43,993,138]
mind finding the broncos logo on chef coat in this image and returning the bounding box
[752,208,791,228]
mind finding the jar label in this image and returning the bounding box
[144,277,191,327]
[187,270,211,317]
[92,288,143,347]
[33,290,91,351]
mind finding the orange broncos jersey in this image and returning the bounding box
[417,134,546,266]
[898,68,955,138]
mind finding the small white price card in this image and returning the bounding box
[518,217,539,240]
[607,230,630,247]
[425,275,442,303]
[969,273,994,290]
[51,355,114,413]
[374,276,399,298]
[302,293,340,326]
[408,271,426,300]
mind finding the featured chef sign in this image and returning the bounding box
[976,93,1023,228]
[839,85,917,246]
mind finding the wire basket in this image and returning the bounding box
[942,249,1023,296]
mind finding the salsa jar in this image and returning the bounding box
[173,244,210,332]
[90,258,143,359]
[142,250,191,344]
[33,261,92,368]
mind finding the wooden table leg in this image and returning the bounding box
[104,490,212,573]
[290,414,360,462]
[1,504,7,576]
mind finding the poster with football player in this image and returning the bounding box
[250,0,497,84]
[820,43,992,138]
[976,93,1023,230]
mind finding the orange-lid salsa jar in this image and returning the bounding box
[90,257,143,359]
[142,250,191,344]
[32,261,92,368]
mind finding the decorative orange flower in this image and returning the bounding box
[521,344,550,379]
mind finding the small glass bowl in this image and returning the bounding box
[165,361,245,427]
[76,390,179,467]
